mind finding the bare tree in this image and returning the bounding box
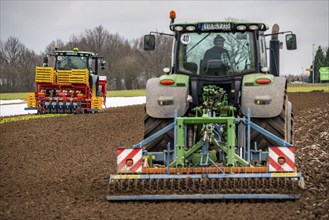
[136,35,172,79]
[43,39,65,55]
[0,37,27,92]
[18,49,40,91]
[0,26,175,92]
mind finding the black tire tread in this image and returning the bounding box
[144,114,174,152]
[250,94,294,150]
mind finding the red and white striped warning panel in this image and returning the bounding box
[117,148,142,173]
[269,146,295,172]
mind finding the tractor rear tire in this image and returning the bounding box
[250,95,294,150]
[144,113,174,152]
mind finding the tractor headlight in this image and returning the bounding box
[186,25,196,31]
[236,25,247,31]
[174,25,184,31]
[249,25,259,31]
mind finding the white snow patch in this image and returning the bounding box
[0,97,146,117]
[0,99,25,105]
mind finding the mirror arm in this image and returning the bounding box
[264,31,293,37]
[150,31,174,37]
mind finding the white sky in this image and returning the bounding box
[1,0,328,75]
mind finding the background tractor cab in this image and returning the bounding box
[43,47,106,74]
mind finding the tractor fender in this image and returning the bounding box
[241,75,286,118]
[146,77,189,118]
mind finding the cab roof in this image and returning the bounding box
[54,50,96,57]
[171,21,268,32]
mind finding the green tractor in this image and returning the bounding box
[107,11,302,201]
[143,12,295,154]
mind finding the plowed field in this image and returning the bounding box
[1,91,328,219]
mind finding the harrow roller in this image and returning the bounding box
[107,194,300,201]
[108,176,300,201]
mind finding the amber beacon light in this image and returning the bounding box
[170,10,176,22]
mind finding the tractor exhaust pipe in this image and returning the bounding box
[270,24,280,76]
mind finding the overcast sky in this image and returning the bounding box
[1,0,328,75]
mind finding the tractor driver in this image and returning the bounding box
[64,57,78,69]
[203,34,231,75]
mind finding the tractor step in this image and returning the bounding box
[107,193,300,201]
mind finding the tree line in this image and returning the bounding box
[284,46,329,83]
[0,25,172,92]
[308,46,329,83]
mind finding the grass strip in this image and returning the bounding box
[0,114,71,125]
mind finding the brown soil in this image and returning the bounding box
[1,91,328,219]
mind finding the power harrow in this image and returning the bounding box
[107,86,304,201]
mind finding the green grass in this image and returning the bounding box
[0,114,71,125]
[287,83,329,93]
[106,89,146,97]
[0,92,30,100]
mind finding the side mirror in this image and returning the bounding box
[101,60,106,70]
[43,56,48,67]
[144,35,155,51]
[286,34,297,50]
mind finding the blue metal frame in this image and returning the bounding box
[132,109,292,161]
[133,122,175,148]
[249,121,291,147]
[86,109,104,113]
[247,110,251,162]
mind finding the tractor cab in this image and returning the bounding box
[44,48,106,75]
[171,23,267,77]
[144,16,296,78]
